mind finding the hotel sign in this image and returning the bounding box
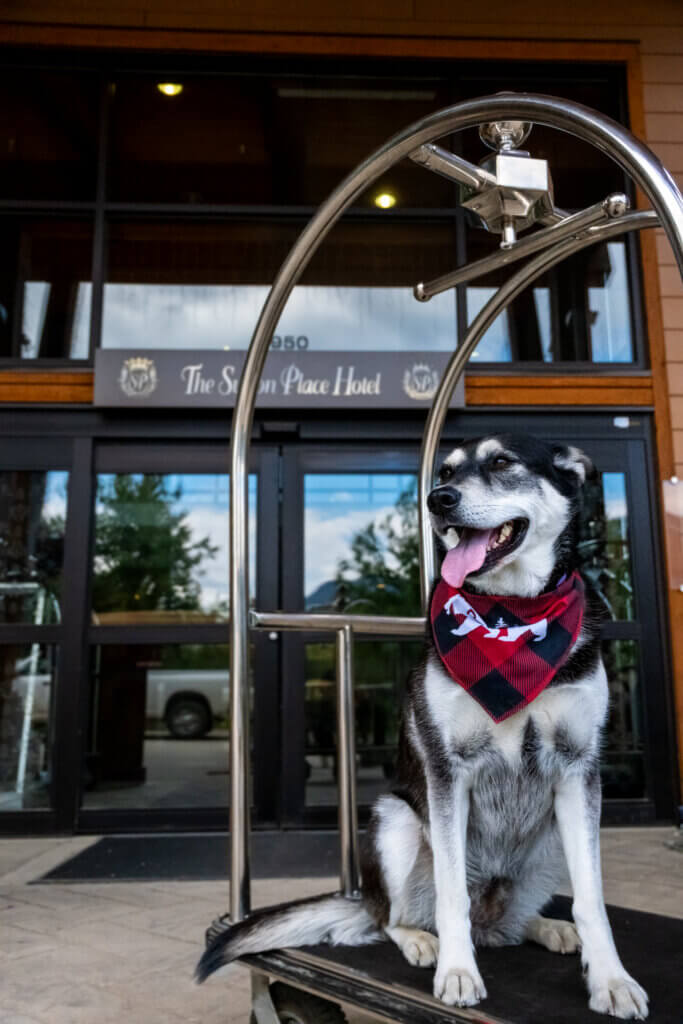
[95,350,465,409]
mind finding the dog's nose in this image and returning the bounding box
[427,487,461,516]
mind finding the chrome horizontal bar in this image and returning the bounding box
[414,192,629,300]
[410,143,496,192]
[249,610,425,635]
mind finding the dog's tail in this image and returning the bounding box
[195,892,381,983]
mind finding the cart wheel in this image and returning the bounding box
[250,981,347,1024]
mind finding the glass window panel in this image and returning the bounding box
[305,473,419,614]
[0,70,99,200]
[601,639,645,799]
[465,241,634,364]
[0,218,93,359]
[304,638,421,808]
[587,242,634,363]
[109,73,452,206]
[101,219,459,353]
[0,471,69,625]
[467,286,513,363]
[579,471,634,620]
[82,643,250,810]
[92,473,256,625]
[0,644,56,811]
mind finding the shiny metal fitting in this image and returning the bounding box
[479,119,532,153]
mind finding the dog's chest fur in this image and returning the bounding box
[415,648,608,850]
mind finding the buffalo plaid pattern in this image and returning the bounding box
[430,571,585,722]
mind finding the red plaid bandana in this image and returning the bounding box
[430,571,585,722]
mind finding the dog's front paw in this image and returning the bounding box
[589,974,649,1019]
[434,965,487,1007]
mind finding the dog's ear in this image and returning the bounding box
[551,444,595,487]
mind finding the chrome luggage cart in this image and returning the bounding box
[216,94,683,1024]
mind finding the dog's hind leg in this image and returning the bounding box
[525,915,581,954]
[372,795,438,968]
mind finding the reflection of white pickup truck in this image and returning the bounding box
[14,668,230,740]
[145,670,230,739]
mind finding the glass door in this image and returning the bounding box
[77,442,280,830]
[280,422,675,826]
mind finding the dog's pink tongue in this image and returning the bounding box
[441,529,494,588]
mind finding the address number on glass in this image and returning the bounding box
[271,335,309,350]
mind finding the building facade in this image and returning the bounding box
[0,2,681,834]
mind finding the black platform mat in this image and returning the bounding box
[299,896,682,1024]
[37,832,341,883]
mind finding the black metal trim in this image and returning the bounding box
[0,811,60,836]
[0,626,62,644]
[55,437,95,831]
[88,78,110,361]
[88,624,232,645]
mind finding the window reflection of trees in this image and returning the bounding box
[578,473,633,621]
[0,471,67,625]
[93,475,220,620]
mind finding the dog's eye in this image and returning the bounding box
[439,466,453,483]
[491,455,514,470]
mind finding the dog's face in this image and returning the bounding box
[427,433,592,596]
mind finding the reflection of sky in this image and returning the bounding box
[467,286,552,361]
[95,474,256,611]
[602,472,628,535]
[467,242,632,363]
[101,284,456,353]
[588,243,633,362]
[467,286,512,362]
[304,473,416,599]
[43,472,69,520]
[22,282,91,359]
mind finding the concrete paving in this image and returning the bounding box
[0,828,681,1024]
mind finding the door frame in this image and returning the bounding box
[73,440,281,833]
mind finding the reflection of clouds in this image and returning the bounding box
[94,473,256,613]
[602,473,628,526]
[589,244,633,362]
[305,504,396,596]
[42,472,69,520]
[23,282,90,359]
[170,501,257,611]
[101,284,456,353]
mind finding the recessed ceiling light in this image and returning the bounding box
[157,83,183,97]
[374,192,397,210]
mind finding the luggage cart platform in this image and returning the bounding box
[244,896,682,1024]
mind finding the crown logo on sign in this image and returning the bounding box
[119,356,158,398]
[403,362,439,401]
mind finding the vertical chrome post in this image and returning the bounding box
[336,624,361,899]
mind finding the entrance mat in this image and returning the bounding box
[36,831,342,883]
[297,896,682,1024]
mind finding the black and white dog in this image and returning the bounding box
[197,434,648,1020]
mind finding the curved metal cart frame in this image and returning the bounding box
[224,94,683,1024]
